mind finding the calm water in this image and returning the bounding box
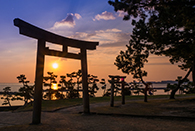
[0,83,177,106]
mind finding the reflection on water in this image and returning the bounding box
[52,83,58,90]
[50,84,59,100]
[51,93,57,100]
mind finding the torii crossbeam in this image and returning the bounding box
[14,18,99,124]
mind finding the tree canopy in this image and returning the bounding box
[110,0,195,99]
[115,19,149,85]
[109,0,195,82]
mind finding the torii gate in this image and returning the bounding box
[14,18,99,124]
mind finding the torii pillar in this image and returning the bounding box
[14,18,98,124]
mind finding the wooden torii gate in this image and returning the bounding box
[14,18,99,124]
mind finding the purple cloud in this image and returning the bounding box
[117,10,127,18]
[70,28,130,48]
[52,13,82,28]
[93,11,116,21]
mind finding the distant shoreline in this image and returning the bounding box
[0,80,177,84]
[147,81,178,84]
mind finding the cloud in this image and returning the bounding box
[54,14,75,28]
[94,29,130,47]
[52,13,82,29]
[75,13,82,19]
[93,11,116,21]
[117,10,128,18]
[70,32,96,40]
[93,11,128,21]
[70,28,130,48]
[95,28,122,33]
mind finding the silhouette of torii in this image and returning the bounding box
[14,18,99,124]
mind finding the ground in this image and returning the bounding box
[0,96,195,131]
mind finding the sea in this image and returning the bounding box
[0,83,179,107]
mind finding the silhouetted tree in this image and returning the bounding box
[75,70,82,94]
[17,74,34,105]
[100,79,107,96]
[129,81,143,95]
[1,87,13,107]
[88,75,99,97]
[120,81,132,96]
[66,71,80,98]
[183,81,195,94]
[165,76,195,95]
[115,18,153,102]
[59,71,80,99]
[58,75,67,97]
[59,70,101,98]
[123,87,131,96]
[109,0,195,99]
[43,72,57,100]
[169,69,192,99]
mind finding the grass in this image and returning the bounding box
[91,95,195,117]
[14,94,195,112]
[91,98,174,116]
[15,98,83,112]
[14,95,156,112]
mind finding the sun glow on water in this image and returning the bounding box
[51,93,57,100]
[52,83,58,90]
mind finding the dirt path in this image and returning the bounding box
[0,96,195,131]
[0,110,195,131]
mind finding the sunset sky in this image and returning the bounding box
[0,0,191,83]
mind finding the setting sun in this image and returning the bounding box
[52,63,58,69]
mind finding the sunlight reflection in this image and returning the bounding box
[52,83,58,90]
[51,93,57,100]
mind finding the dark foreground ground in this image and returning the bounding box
[0,96,195,131]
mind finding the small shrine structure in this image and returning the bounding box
[108,75,126,107]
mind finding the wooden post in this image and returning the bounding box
[81,48,90,114]
[144,86,148,102]
[32,39,45,124]
[121,80,125,104]
[110,77,114,107]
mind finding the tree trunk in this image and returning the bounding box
[144,87,147,102]
[170,67,192,99]
[24,99,28,105]
[138,72,147,102]
[110,78,115,107]
[170,82,181,99]
[7,97,11,107]
[77,78,79,95]
[121,80,125,104]
[192,59,195,85]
